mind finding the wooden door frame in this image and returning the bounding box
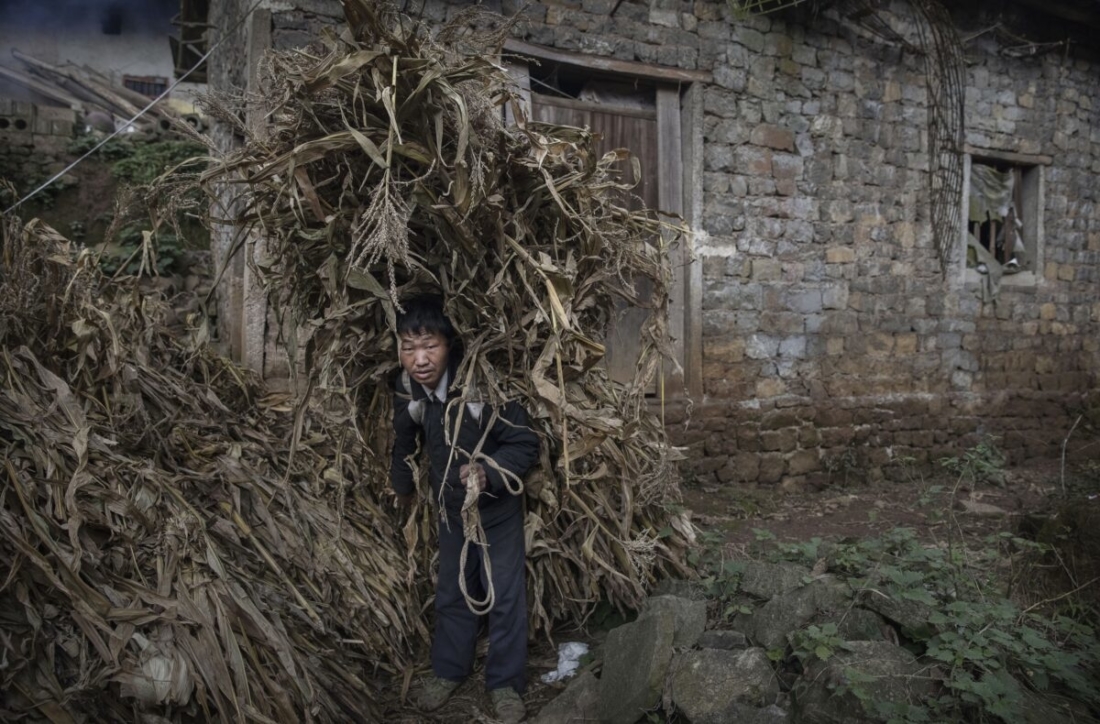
[503,40,706,399]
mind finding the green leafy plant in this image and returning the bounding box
[824,446,860,486]
[939,436,1007,486]
[792,622,849,663]
[765,528,1099,723]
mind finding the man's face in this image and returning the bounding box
[399,330,450,390]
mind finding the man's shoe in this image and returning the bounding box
[416,677,460,712]
[490,687,526,723]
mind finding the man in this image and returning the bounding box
[391,295,538,723]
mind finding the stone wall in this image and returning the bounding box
[209,0,1100,485]
[0,99,76,193]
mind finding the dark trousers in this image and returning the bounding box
[432,501,527,693]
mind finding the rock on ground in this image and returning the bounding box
[737,561,813,600]
[797,640,940,724]
[835,608,889,642]
[642,595,708,648]
[668,648,780,724]
[735,575,851,649]
[530,670,599,724]
[598,607,675,724]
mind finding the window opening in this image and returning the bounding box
[101,4,124,35]
[123,75,170,97]
[967,160,1025,273]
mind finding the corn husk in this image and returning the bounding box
[0,2,698,721]
[186,1,697,635]
[0,214,418,721]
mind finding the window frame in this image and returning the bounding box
[958,146,1048,288]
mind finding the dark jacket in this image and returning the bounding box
[390,356,539,524]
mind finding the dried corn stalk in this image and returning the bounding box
[189,0,695,635]
[0,213,424,721]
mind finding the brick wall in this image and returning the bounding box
[0,99,77,193]
[211,0,1100,484]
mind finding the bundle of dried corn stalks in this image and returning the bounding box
[192,0,695,634]
[0,1,696,720]
[0,214,424,721]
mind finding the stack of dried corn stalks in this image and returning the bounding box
[0,215,424,721]
[194,0,695,633]
[0,1,696,720]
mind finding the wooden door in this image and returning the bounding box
[529,93,661,386]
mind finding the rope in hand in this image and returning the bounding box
[439,398,526,616]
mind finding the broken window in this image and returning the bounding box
[963,153,1043,287]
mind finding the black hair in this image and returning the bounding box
[396,295,457,345]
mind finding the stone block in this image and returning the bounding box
[821,285,848,310]
[758,452,785,483]
[786,448,820,475]
[756,378,786,399]
[751,258,782,281]
[750,123,795,151]
[761,429,798,453]
[649,8,680,27]
[825,247,855,264]
[35,105,77,123]
[787,290,823,314]
[894,334,918,355]
[779,336,806,358]
[735,145,774,176]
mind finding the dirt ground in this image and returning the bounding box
[681,458,1070,552]
[383,456,1099,722]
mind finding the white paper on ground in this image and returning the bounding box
[540,642,589,683]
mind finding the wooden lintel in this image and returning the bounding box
[534,93,657,121]
[503,39,712,85]
[964,144,1053,167]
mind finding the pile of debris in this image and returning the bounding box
[0,50,202,134]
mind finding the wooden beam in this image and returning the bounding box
[680,83,704,400]
[657,86,685,397]
[0,64,84,110]
[964,144,1053,167]
[241,8,272,375]
[534,93,657,121]
[503,39,712,85]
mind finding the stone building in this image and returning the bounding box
[207,0,1100,486]
[0,0,205,104]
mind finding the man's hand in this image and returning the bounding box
[459,463,487,492]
